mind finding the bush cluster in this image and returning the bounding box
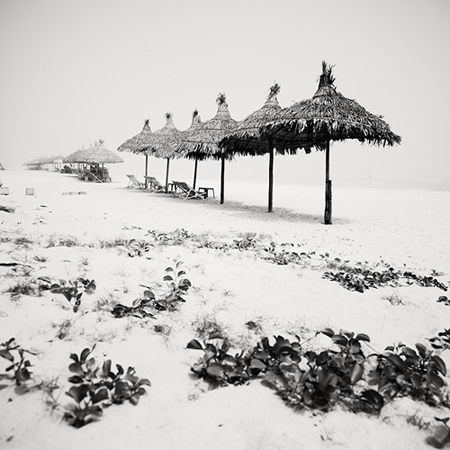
[112,262,191,319]
[63,347,150,428]
[188,329,449,414]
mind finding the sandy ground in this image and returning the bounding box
[1,168,450,450]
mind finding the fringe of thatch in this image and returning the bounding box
[118,120,153,154]
[219,84,296,156]
[82,141,124,164]
[151,113,182,159]
[175,94,236,161]
[264,62,401,151]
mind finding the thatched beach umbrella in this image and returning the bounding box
[176,93,237,204]
[177,109,202,189]
[82,140,124,165]
[220,84,308,212]
[63,147,87,164]
[265,62,401,224]
[118,119,153,187]
[145,113,181,192]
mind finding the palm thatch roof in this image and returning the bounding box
[147,113,182,159]
[176,94,237,161]
[63,146,90,164]
[82,140,124,164]
[219,84,296,156]
[117,120,153,154]
[265,62,401,150]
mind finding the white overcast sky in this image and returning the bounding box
[1,0,449,189]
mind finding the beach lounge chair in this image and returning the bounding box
[144,176,166,193]
[171,181,207,200]
[126,174,145,189]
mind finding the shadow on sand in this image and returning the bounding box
[197,199,352,226]
[119,186,352,226]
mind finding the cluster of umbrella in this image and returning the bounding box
[23,155,65,171]
[63,140,124,166]
[119,62,401,224]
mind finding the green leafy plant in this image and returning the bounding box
[0,338,35,390]
[367,342,447,406]
[146,228,193,246]
[112,262,191,318]
[187,333,257,387]
[126,239,153,258]
[429,328,450,351]
[63,347,150,428]
[39,277,96,312]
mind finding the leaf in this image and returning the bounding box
[66,384,89,403]
[321,328,335,338]
[68,362,84,376]
[92,387,110,404]
[349,363,364,384]
[415,343,427,357]
[355,333,370,342]
[143,290,155,299]
[163,275,173,282]
[250,358,266,372]
[332,334,348,346]
[431,355,447,376]
[206,363,225,379]
[102,360,112,377]
[401,346,417,358]
[68,375,84,384]
[0,349,14,362]
[186,339,203,350]
[209,331,224,340]
[80,348,91,364]
[165,267,174,273]
[387,354,405,370]
[129,394,139,406]
[139,378,151,387]
[361,389,384,410]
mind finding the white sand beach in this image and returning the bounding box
[1,168,450,450]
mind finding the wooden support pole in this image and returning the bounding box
[220,156,225,205]
[165,158,170,193]
[193,158,198,190]
[324,140,332,225]
[268,138,274,213]
[144,154,149,189]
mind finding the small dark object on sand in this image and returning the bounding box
[0,204,15,213]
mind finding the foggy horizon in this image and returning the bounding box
[1,0,449,192]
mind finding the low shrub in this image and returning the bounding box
[63,347,150,428]
[39,277,96,312]
[0,338,35,390]
[112,262,191,319]
[187,329,448,415]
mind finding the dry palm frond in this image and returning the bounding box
[268,82,281,100]
[264,61,401,151]
[175,95,236,161]
[217,93,227,105]
[218,84,297,156]
[81,140,124,164]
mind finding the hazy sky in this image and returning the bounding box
[1,0,449,189]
